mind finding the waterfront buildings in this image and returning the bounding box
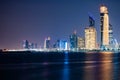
[20,5,118,51]
[100,5,109,48]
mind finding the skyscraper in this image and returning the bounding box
[23,40,29,49]
[100,5,109,48]
[44,37,51,49]
[69,31,78,51]
[85,15,97,50]
[109,24,113,46]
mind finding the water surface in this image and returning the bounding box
[0,51,120,80]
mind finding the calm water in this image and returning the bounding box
[0,51,120,80]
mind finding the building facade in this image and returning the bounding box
[77,37,85,49]
[85,27,97,50]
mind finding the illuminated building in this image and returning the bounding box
[69,31,78,50]
[85,27,97,50]
[59,40,67,50]
[55,40,67,50]
[44,37,51,49]
[100,5,109,48]
[77,37,85,49]
[85,14,97,50]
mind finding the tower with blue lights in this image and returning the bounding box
[69,31,78,51]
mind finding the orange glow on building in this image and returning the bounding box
[100,5,109,47]
[85,27,97,50]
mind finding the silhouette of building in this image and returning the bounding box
[23,40,29,49]
[44,37,51,49]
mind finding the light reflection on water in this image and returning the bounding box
[62,51,69,80]
[83,52,114,80]
[0,52,120,80]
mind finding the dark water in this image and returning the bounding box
[0,51,120,80]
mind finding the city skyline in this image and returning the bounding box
[0,0,120,49]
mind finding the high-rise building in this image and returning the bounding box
[109,24,114,50]
[77,37,85,49]
[30,43,34,49]
[85,14,97,50]
[109,24,113,45]
[100,5,109,48]
[69,31,78,50]
[23,40,29,49]
[44,37,51,49]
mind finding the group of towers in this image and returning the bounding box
[23,5,118,51]
[69,15,96,51]
[23,40,37,49]
[70,5,118,51]
[44,37,68,50]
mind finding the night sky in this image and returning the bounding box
[0,0,120,49]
